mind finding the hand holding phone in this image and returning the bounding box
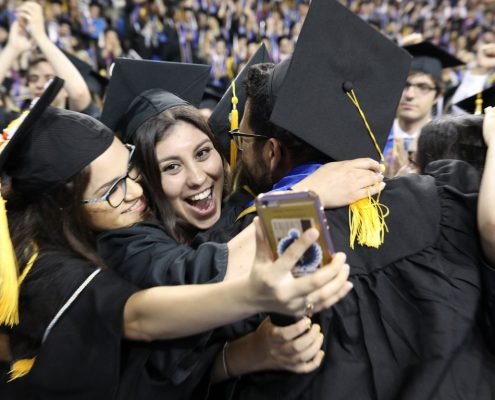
[256,190,334,277]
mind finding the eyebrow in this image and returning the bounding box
[157,138,212,163]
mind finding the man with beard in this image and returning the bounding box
[203,0,495,399]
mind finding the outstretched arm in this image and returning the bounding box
[479,107,495,264]
[17,2,92,112]
[123,219,352,341]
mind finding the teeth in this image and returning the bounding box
[189,188,212,201]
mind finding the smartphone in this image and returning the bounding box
[256,190,334,277]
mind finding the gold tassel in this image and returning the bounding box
[474,93,483,115]
[0,193,20,327]
[345,87,389,248]
[8,358,36,381]
[230,82,239,167]
[349,192,389,249]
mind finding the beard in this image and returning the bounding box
[235,156,274,195]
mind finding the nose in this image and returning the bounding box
[124,177,143,202]
[186,163,207,188]
[402,85,415,99]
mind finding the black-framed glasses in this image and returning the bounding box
[403,82,437,95]
[228,129,269,151]
[82,144,140,208]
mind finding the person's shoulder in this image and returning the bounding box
[423,159,481,194]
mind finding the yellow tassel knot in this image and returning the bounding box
[349,191,389,249]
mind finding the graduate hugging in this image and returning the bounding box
[2,0,495,399]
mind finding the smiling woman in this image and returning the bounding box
[135,104,227,241]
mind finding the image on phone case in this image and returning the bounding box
[272,218,322,276]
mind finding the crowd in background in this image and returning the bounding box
[1,0,495,109]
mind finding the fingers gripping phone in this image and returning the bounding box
[256,191,334,277]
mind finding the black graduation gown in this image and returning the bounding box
[3,251,138,399]
[228,160,495,400]
[97,221,234,399]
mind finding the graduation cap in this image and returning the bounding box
[455,85,495,114]
[208,43,272,164]
[0,77,114,335]
[270,0,411,163]
[267,0,412,249]
[63,50,109,98]
[403,41,464,82]
[0,77,114,195]
[100,58,210,142]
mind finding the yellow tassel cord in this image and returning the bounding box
[230,82,239,167]
[345,89,389,249]
[8,358,36,381]
[0,191,39,379]
[0,194,20,327]
[474,93,483,115]
[5,244,39,381]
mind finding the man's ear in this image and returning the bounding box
[263,138,283,173]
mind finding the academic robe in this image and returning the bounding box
[223,160,495,400]
[97,220,260,400]
[3,250,138,399]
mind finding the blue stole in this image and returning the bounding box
[253,162,322,205]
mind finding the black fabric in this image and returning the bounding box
[2,107,113,195]
[269,0,412,162]
[97,221,230,398]
[227,160,495,400]
[100,58,210,135]
[456,85,495,114]
[97,221,228,288]
[5,251,137,399]
[404,41,464,81]
[122,89,189,143]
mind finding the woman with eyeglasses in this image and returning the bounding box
[0,103,352,399]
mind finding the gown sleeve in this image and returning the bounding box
[97,221,228,288]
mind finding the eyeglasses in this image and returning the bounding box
[228,129,269,151]
[82,144,140,208]
[403,82,437,95]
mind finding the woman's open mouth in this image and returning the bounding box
[184,187,217,218]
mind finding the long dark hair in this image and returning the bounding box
[3,167,104,274]
[132,105,228,243]
[416,114,486,174]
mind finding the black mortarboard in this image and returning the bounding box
[63,51,109,98]
[455,85,495,114]
[0,77,114,195]
[100,58,210,141]
[403,41,464,81]
[208,43,272,160]
[269,0,411,163]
